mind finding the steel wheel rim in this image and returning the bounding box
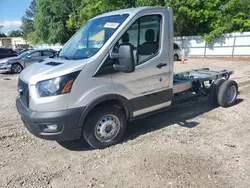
[12,64,22,73]
[227,85,237,103]
[95,114,121,142]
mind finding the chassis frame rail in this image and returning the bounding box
[173,68,233,94]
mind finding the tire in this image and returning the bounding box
[83,106,126,149]
[174,54,179,61]
[217,80,238,107]
[11,63,23,74]
[209,79,225,106]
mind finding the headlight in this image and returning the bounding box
[0,60,8,64]
[36,71,80,97]
[0,63,6,68]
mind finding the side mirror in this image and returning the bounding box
[27,55,32,59]
[110,44,135,73]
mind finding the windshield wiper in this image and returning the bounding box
[58,55,74,60]
[73,56,89,60]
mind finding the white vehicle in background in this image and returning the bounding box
[174,42,181,61]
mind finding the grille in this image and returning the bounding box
[18,79,29,108]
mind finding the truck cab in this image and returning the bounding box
[16,7,238,149]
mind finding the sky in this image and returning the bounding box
[0,0,32,34]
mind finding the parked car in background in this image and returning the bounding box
[0,48,18,59]
[14,48,25,54]
[173,42,181,61]
[0,49,57,74]
[15,48,34,55]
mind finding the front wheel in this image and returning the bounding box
[83,106,126,149]
[11,63,23,74]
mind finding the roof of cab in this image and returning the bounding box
[93,6,165,19]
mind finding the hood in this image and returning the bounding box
[0,56,20,63]
[19,58,88,85]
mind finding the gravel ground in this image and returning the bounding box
[0,58,250,188]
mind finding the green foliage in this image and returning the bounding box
[27,31,41,44]
[8,30,23,37]
[103,0,135,11]
[136,0,165,6]
[0,33,7,37]
[78,0,104,26]
[20,0,37,40]
[35,0,81,44]
[165,0,250,43]
[166,0,222,37]
[204,0,250,43]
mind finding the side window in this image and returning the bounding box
[116,15,161,66]
[1,49,8,53]
[117,21,139,63]
[43,51,54,57]
[30,51,41,57]
[138,16,161,64]
[9,49,16,54]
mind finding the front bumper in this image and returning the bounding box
[16,96,85,141]
[0,64,11,73]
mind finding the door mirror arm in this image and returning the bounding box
[113,64,124,70]
[110,52,123,59]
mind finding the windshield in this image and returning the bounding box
[59,14,129,60]
[18,51,30,58]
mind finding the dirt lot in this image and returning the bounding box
[1,58,250,188]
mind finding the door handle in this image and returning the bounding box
[156,63,167,69]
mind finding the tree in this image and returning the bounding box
[20,0,37,39]
[103,0,136,11]
[67,0,136,32]
[164,0,222,37]
[8,30,23,37]
[0,33,6,37]
[164,0,250,42]
[0,25,6,37]
[136,0,165,6]
[34,0,81,44]
[27,31,41,43]
[204,0,250,42]
[77,0,104,25]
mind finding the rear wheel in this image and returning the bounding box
[83,106,126,149]
[11,63,23,74]
[217,80,238,107]
[209,79,225,106]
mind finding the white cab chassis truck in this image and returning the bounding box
[16,7,238,149]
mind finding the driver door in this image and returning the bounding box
[111,14,173,117]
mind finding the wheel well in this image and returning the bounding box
[12,62,23,68]
[93,99,129,119]
[78,96,133,128]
